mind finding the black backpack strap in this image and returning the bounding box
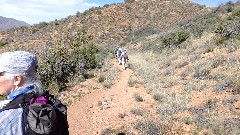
[0,91,48,112]
[0,94,31,112]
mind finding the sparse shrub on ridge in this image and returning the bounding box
[124,0,135,3]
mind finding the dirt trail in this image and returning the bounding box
[67,60,157,135]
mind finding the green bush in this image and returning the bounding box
[124,0,135,3]
[215,17,240,40]
[37,31,98,94]
[162,30,189,48]
[0,42,6,47]
[152,93,166,102]
[98,75,106,82]
[228,9,240,20]
[214,23,227,34]
[230,79,240,94]
[135,120,162,135]
[134,93,144,102]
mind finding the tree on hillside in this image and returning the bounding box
[124,0,135,3]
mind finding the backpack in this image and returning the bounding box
[118,49,122,54]
[0,92,69,135]
[115,48,119,54]
[122,52,128,59]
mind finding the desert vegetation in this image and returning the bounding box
[0,0,240,134]
[125,1,240,134]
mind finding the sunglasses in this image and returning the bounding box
[0,72,5,76]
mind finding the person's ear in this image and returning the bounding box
[13,75,23,86]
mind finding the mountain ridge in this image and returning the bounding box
[0,0,209,47]
[0,16,30,31]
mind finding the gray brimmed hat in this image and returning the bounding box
[0,51,37,76]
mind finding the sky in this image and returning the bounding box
[0,0,238,25]
[191,0,238,7]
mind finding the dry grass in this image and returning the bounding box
[128,32,240,133]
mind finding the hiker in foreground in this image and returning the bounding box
[0,51,69,135]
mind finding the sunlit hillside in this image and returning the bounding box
[0,0,239,134]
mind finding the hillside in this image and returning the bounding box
[0,0,208,48]
[0,0,240,134]
[0,16,30,31]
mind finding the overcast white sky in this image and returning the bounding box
[0,0,238,25]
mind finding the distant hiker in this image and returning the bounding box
[117,47,123,65]
[115,46,119,56]
[114,46,120,61]
[0,51,69,135]
[121,49,129,70]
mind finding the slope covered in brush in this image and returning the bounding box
[0,0,209,48]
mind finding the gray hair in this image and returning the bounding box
[4,72,43,93]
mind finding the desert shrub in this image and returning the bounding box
[213,35,226,45]
[162,30,189,48]
[95,47,112,68]
[230,78,240,94]
[83,71,95,79]
[124,0,135,3]
[225,1,235,12]
[185,117,193,125]
[193,68,211,80]
[132,26,157,41]
[76,11,81,17]
[214,23,227,34]
[37,31,98,94]
[102,68,120,88]
[133,93,144,102]
[100,128,132,135]
[214,80,231,92]
[98,75,106,82]
[211,56,225,68]
[0,41,6,47]
[163,68,173,76]
[128,78,139,87]
[33,21,49,30]
[176,61,189,68]
[228,9,240,20]
[157,97,189,117]
[130,108,144,116]
[214,17,240,40]
[222,97,238,104]
[134,120,162,135]
[103,81,112,88]
[152,93,167,103]
[205,99,218,109]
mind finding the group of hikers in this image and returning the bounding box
[114,46,129,70]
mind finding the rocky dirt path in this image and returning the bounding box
[67,60,157,135]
